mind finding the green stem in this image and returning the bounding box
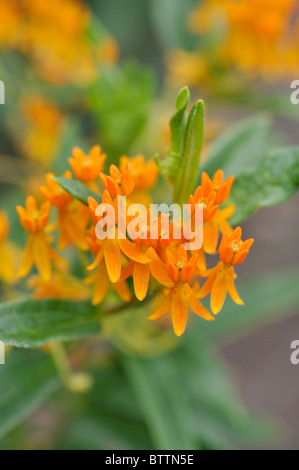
[49,342,92,393]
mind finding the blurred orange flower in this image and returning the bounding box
[17,196,65,281]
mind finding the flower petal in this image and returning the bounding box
[113,280,131,302]
[87,247,104,271]
[186,285,214,321]
[171,287,188,336]
[149,292,172,320]
[118,237,150,264]
[32,235,52,281]
[104,239,122,282]
[147,247,174,288]
[203,218,218,254]
[210,267,231,314]
[133,262,151,301]
[92,272,109,305]
[18,236,34,278]
[228,278,244,305]
[198,267,217,299]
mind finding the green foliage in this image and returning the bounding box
[230,146,299,224]
[0,299,101,348]
[123,355,196,450]
[201,113,272,178]
[170,86,190,155]
[198,114,299,224]
[123,339,272,450]
[173,99,205,205]
[157,88,205,205]
[57,365,153,450]
[0,350,59,440]
[54,177,100,206]
[88,61,155,162]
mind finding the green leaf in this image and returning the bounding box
[54,177,100,206]
[0,349,59,439]
[174,345,274,449]
[201,113,271,179]
[0,298,101,348]
[156,87,191,185]
[123,341,272,450]
[123,355,197,450]
[88,61,155,162]
[156,87,190,185]
[173,99,205,206]
[229,146,299,224]
[57,365,152,450]
[170,86,190,155]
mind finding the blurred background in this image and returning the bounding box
[1,0,299,450]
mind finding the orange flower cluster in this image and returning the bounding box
[0,0,118,86]
[16,145,253,336]
[167,0,299,86]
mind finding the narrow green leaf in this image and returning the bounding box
[200,113,271,179]
[0,298,101,348]
[170,86,190,154]
[54,177,100,206]
[58,365,152,450]
[229,146,299,224]
[0,350,59,439]
[173,100,205,206]
[123,356,196,450]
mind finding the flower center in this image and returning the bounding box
[232,241,239,253]
[176,258,187,270]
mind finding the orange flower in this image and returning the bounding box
[187,0,299,81]
[0,0,21,49]
[0,211,19,284]
[199,227,254,314]
[100,164,135,198]
[119,211,175,301]
[16,0,118,86]
[18,95,66,165]
[17,196,65,281]
[87,193,150,284]
[188,186,219,224]
[85,225,131,305]
[201,204,235,255]
[40,171,73,208]
[150,244,214,336]
[40,172,89,251]
[28,270,89,301]
[119,155,159,206]
[68,145,106,189]
[85,263,131,306]
[17,195,50,233]
[218,226,254,266]
[188,170,235,257]
[201,170,234,206]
